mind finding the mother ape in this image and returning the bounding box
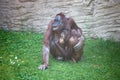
[39,13,84,70]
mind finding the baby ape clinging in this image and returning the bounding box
[39,13,84,70]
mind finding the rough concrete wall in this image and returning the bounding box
[92,0,120,41]
[0,0,120,41]
[0,0,41,31]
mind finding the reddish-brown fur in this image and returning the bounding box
[39,13,84,70]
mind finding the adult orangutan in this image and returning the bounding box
[39,13,84,70]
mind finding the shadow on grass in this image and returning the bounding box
[0,30,120,80]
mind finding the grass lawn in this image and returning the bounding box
[0,30,120,80]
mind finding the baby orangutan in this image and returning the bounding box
[39,13,84,70]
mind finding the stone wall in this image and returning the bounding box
[0,0,120,41]
[92,0,120,41]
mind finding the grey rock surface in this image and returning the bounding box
[0,0,120,41]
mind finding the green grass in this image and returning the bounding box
[0,30,120,80]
